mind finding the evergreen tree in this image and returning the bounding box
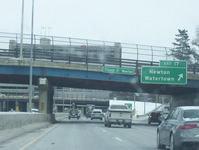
[170,29,193,63]
[191,26,199,64]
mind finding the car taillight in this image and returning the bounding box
[130,113,133,118]
[179,124,197,130]
[109,113,111,117]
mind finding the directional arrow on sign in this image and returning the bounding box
[178,73,183,81]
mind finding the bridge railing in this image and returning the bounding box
[0,32,199,74]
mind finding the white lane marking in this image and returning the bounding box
[102,129,107,133]
[115,137,123,142]
[18,124,58,150]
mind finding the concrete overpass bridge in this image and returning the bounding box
[0,32,199,113]
[0,58,199,94]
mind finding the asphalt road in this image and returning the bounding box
[0,117,169,150]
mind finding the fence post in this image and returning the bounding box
[103,41,106,66]
[135,60,139,75]
[151,46,154,62]
[136,44,139,60]
[14,48,19,58]
[33,35,36,61]
[51,36,54,62]
[69,38,71,64]
[86,39,88,65]
[194,65,196,74]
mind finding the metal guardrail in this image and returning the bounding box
[0,32,199,73]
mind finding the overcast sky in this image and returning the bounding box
[1,0,199,47]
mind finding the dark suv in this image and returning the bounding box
[68,109,80,120]
[148,111,162,124]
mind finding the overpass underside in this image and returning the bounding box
[0,72,198,95]
[0,59,199,113]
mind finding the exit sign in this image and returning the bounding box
[141,66,187,84]
[160,60,187,68]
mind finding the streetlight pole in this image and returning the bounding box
[134,93,136,110]
[28,0,34,112]
[20,0,24,59]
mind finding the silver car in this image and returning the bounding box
[91,109,103,120]
[157,106,199,150]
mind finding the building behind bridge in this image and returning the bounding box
[9,37,122,64]
[0,83,170,114]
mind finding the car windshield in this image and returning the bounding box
[151,112,161,116]
[110,105,127,109]
[183,110,199,119]
[93,111,101,113]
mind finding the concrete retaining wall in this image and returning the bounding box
[0,113,55,130]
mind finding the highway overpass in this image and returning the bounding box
[0,32,199,113]
[0,58,199,112]
[0,58,198,94]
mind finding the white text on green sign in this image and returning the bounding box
[160,60,187,68]
[141,67,187,84]
[103,67,134,75]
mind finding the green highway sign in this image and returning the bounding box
[141,66,187,84]
[160,60,187,68]
[125,103,132,109]
[102,66,134,75]
[97,99,108,102]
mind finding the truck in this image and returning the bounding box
[104,104,133,128]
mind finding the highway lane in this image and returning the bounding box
[0,118,169,150]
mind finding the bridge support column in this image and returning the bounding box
[171,92,199,110]
[38,78,54,114]
[0,102,2,111]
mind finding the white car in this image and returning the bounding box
[31,108,39,113]
[91,109,103,120]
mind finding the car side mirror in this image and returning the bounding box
[158,116,165,122]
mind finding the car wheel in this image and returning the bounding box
[124,124,127,128]
[170,133,180,150]
[107,122,111,127]
[157,131,166,149]
[128,124,132,128]
[104,121,107,127]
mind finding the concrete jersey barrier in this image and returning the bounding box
[0,113,55,130]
